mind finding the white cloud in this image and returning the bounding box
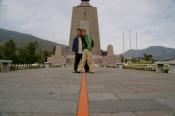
[0,0,175,54]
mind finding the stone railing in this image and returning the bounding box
[10,64,45,71]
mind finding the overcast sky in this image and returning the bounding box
[0,0,175,54]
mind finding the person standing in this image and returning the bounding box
[72,28,89,73]
[78,29,94,73]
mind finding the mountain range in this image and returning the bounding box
[0,28,175,61]
[0,28,66,50]
[124,46,175,61]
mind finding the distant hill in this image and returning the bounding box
[123,46,175,61]
[0,28,67,50]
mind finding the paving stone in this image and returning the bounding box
[1,67,175,115]
[116,92,175,100]
[0,99,9,105]
[155,99,175,110]
[116,93,156,100]
[116,112,136,116]
[89,93,118,101]
[0,91,50,100]
[0,100,76,113]
[47,92,78,101]
[136,111,174,116]
[90,99,172,113]
[88,85,106,89]
[0,112,74,116]
[91,112,136,116]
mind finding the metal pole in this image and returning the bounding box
[123,32,125,63]
[136,32,138,50]
[129,29,131,50]
[129,30,132,62]
[123,32,125,54]
[136,32,138,63]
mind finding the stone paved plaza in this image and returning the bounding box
[0,67,175,116]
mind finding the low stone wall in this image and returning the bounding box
[10,64,45,71]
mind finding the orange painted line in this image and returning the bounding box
[77,73,89,116]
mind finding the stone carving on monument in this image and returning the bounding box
[47,45,67,66]
[107,45,114,57]
[102,45,121,65]
[47,0,121,66]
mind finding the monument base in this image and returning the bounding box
[66,54,103,65]
[47,45,121,66]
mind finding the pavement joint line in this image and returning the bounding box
[76,73,89,116]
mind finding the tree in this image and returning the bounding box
[1,40,52,64]
[42,49,50,62]
[17,48,28,63]
[125,58,128,64]
[25,41,39,64]
[144,53,153,62]
[131,58,137,63]
[0,43,5,59]
[121,56,124,63]
[3,40,17,61]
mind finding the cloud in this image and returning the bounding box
[0,0,175,54]
[92,0,175,53]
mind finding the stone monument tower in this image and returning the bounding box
[69,0,101,55]
[47,0,121,66]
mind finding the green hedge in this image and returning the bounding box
[124,64,169,72]
[124,64,156,71]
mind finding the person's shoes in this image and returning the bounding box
[89,71,95,74]
[76,71,81,73]
[73,71,77,73]
[73,71,80,73]
[77,69,85,73]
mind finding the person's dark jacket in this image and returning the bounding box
[72,36,85,53]
[72,36,79,53]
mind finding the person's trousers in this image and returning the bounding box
[78,49,94,72]
[74,53,82,71]
[74,53,89,72]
